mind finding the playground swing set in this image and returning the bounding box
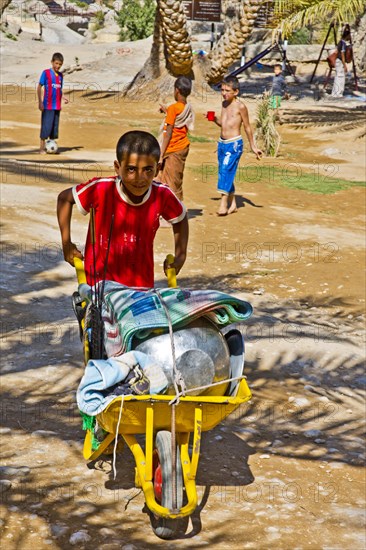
[224,24,358,95]
[225,34,296,81]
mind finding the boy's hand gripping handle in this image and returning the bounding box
[74,257,87,286]
[165,254,177,288]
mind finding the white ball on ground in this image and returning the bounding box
[45,140,58,154]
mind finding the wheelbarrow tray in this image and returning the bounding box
[74,257,253,525]
[84,378,252,521]
[97,378,252,435]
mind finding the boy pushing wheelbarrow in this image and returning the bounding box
[57,131,253,538]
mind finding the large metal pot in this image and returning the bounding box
[133,318,231,396]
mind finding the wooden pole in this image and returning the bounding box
[310,22,335,83]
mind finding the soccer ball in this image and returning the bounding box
[45,139,58,154]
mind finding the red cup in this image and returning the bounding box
[207,110,215,121]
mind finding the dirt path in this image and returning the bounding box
[0,87,365,549]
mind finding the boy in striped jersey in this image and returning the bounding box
[57,131,188,288]
[37,52,68,154]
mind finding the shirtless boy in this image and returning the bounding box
[209,76,262,216]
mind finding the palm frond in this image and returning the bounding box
[274,0,366,35]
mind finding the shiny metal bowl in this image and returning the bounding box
[133,318,231,396]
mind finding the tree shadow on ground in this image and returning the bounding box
[1,244,363,376]
[1,245,82,373]
[0,460,241,548]
[1,246,365,542]
[283,105,366,132]
[1,142,85,156]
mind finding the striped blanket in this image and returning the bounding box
[79,282,253,358]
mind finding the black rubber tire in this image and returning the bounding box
[89,304,104,359]
[150,430,185,539]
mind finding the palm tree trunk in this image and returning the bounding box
[123,0,193,97]
[1,0,12,16]
[205,0,264,84]
[353,11,366,73]
[125,0,263,95]
[158,0,193,76]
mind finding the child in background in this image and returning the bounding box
[37,52,68,154]
[331,25,352,98]
[270,63,287,123]
[57,131,188,288]
[157,76,194,202]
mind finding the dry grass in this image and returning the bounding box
[255,92,281,157]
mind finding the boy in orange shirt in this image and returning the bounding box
[157,76,194,202]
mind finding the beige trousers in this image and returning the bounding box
[157,146,190,201]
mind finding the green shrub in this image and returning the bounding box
[288,27,312,45]
[94,10,105,25]
[116,0,156,41]
[6,32,17,41]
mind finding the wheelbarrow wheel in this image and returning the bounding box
[150,430,185,540]
[89,304,104,359]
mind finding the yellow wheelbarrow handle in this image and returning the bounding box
[74,256,87,286]
[165,254,177,288]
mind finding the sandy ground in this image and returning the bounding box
[1,32,366,550]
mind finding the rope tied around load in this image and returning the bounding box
[153,288,187,403]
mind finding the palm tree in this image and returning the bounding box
[205,0,263,84]
[353,11,366,72]
[158,0,193,76]
[273,0,366,77]
[1,0,12,16]
[126,0,365,95]
[126,0,264,94]
[273,0,365,36]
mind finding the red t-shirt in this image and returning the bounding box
[73,177,186,287]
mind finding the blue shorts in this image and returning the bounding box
[40,109,60,140]
[217,136,243,195]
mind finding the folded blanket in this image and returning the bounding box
[174,103,195,130]
[157,103,195,145]
[77,350,169,415]
[79,282,252,358]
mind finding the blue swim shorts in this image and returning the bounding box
[40,109,60,140]
[217,136,243,195]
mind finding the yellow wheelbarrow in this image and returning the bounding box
[74,256,252,539]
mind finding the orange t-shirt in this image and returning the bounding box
[165,102,190,154]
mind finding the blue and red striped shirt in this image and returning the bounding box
[39,69,63,110]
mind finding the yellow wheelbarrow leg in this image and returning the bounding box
[191,406,202,477]
[123,404,154,490]
[83,429,93,459]
[177,406,202,513]
[123,405,201,520]
[83,430,116,461]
